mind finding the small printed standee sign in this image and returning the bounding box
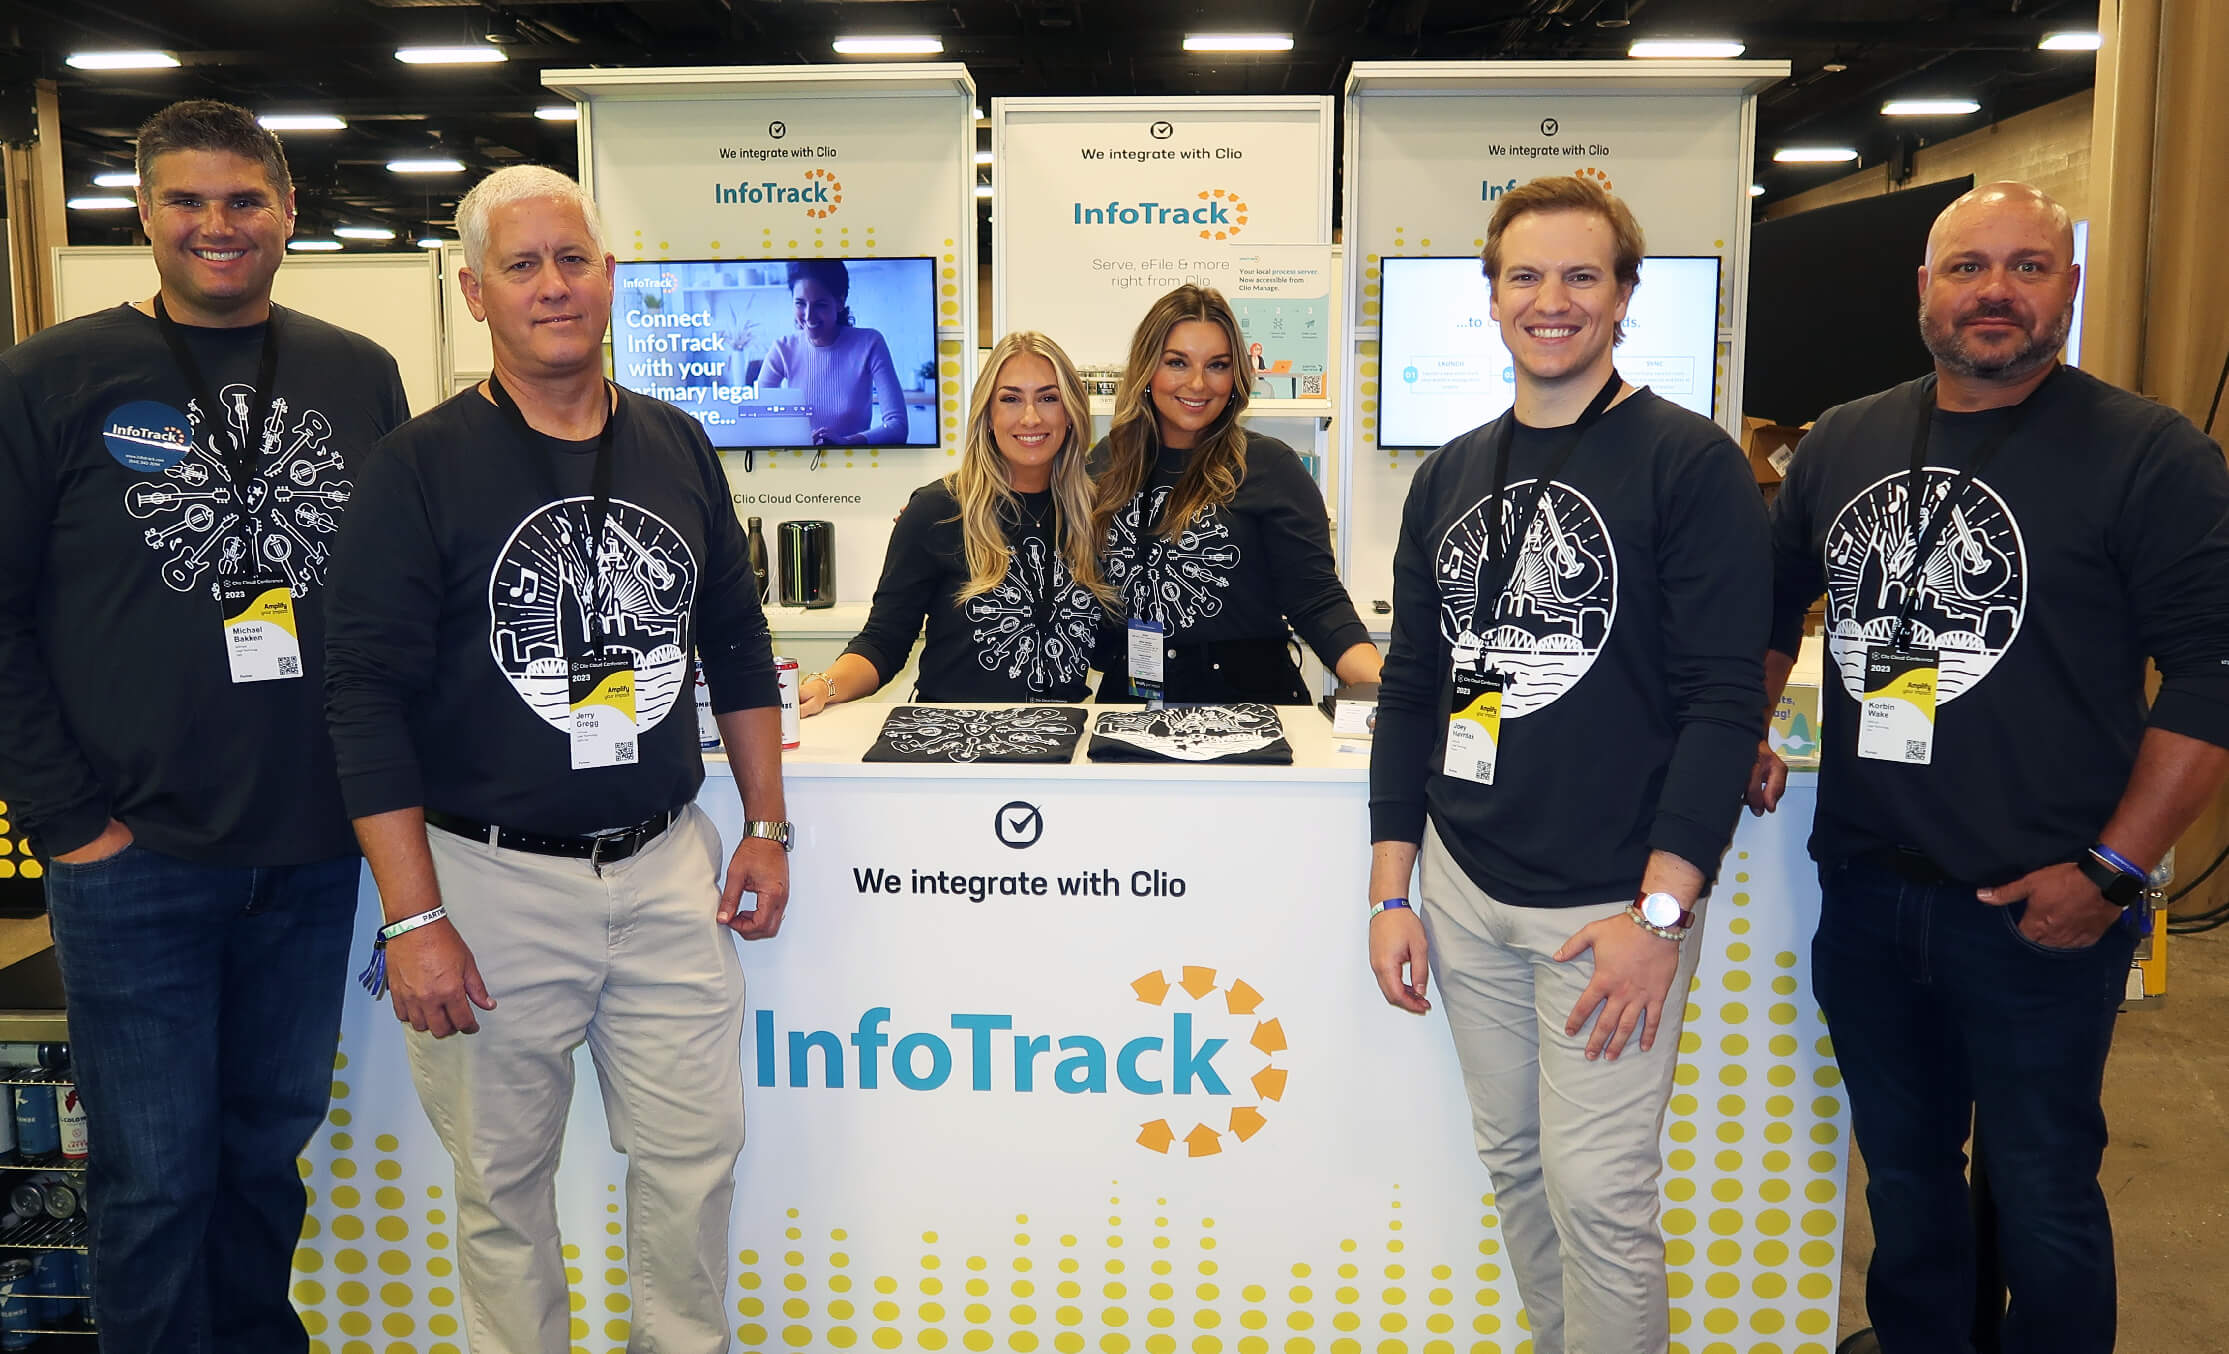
[994,98,1334,370]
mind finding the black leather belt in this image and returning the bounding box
[425,807,678,867]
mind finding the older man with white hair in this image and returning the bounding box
[324,165,794,1353]
[1753,181,2229,1351]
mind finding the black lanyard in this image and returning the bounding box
[487,373,621,656]
[1891,369,2053,647]
[1471,368,1623,634]
[152,295,281,531]
[1015,493,1065,642]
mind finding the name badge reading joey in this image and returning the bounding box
[1443,667,1505,786]
[569,655,640,771]
[1127,618,1167,699]
[1857,645,1938,766]
[220,573,302,684]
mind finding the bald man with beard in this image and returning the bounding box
[1751,182,2229,1351]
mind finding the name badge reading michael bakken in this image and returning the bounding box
[569,656,640,770]
[220,573,302,684]
[1857,645,1937,765]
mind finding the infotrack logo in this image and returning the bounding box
[714,167,843,219]
[749,963,1289,1157]
[1072,188,1250,241]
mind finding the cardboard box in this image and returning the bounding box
[1741,416,1811,485]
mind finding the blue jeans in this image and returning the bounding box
[1813,856,2135,1354]
[42,843,359,1354]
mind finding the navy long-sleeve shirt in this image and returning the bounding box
[1370,389,1769,907]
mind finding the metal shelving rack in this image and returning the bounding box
[0,1041,93,1342]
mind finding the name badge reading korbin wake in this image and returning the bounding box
[1857,645,1938,765]
[1443,668,1505,786]
[1127,618,1167,699]
[569,656,640,770]
[220,573,302,684]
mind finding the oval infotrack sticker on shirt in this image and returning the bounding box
[101,401,194,473]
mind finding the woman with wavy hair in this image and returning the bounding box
[800,331,1111,711]
[1090,284,1380,703]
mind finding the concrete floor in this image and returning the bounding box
[1835,923,2229,1349]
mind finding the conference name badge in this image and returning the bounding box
[1857,645,1937,765]
[1127,618,1167,699]
[569,656,640,770]
[219,573,302,684]
[1443,668,1505,786]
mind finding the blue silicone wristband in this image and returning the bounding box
[1368,897,1411,920]
[2091,844,2146,879]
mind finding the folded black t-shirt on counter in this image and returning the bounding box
[1087,704,1293,764]
[863,706,1087,764]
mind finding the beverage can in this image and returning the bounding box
[0,1257,30,1350]
[694,664,721,751]
[0,1046,67,1072]
[775,657,800,749]
[40,1182,78,1220]
[71,1252,91,1328]
[29,1251,73,1322]
[56,1085,87,1161]
[10,1087,57,1158]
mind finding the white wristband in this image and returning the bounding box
[378,904,447,942]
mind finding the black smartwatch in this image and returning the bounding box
[2074,851,2145,908]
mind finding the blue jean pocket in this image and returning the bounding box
[2000,900,2108,956]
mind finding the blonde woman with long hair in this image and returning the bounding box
[800,331,1111,711]
[1089,284,1380,703]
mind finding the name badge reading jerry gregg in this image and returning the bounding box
[1443,668,1505,786]
[1858,645,1938,765]
[569,656,640,770]
[219,573,302,683]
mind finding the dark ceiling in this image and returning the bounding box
[3,0,2102,249]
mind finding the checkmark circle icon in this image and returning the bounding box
[996,800,1043,848]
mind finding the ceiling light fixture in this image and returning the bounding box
[288,240,344,251]
[65,51,179,70]
[388,159,467,174]
[260,114,348,132]
[92,171,140,188]
[974,150,993,165]
[1882,98,1980,116]
[975,184,994,199]
[2039,32,2103,51]
[535,105,580,121]
[1183,34,1295,52]
[66,196,137,210]
[334,226,397,240]
[417,237,445,249]
[1773,146,1860,164]
[1749,184,1765,198]
[395,45,508,65]
[831,36,944,56]
[1628,39,1746,58]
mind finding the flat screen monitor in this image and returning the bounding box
[611,256,940,449]
[1375,255,1722,449]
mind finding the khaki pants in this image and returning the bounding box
[406,804,746,1354]
[1420,823,1706,1354]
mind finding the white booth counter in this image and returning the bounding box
[300,706,1848,1353]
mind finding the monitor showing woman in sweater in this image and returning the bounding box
[759,259,910,447]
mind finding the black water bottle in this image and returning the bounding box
[746,516,771,603]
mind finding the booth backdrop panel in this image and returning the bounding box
[583,92,974,604]
[296,780,1843,1353]
[49,247,444,417]
[994,99,1333,370]
[1341,89,1752,622]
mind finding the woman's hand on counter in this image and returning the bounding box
[800,654,877,718]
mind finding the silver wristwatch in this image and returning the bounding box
[743,820,794,852]
[1627,890,1695,942]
